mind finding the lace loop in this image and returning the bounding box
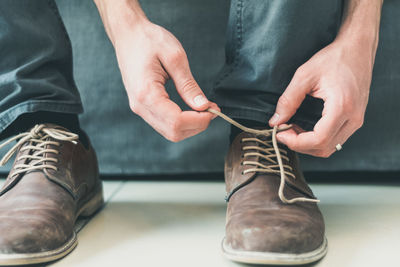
[0,124,79,178]
[208,108,319,204]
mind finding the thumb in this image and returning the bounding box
[269,69,312,126]
[160,49,210,111]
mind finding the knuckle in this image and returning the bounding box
[166,133,181,143]
[358,118,364,129]
[294,66,306,79]
[129,101,138,114]
[135,85,162,107]
[180,79,199,95]
[167,121,183,143]
[321,152,331,158]
[353,114,365,129]
[167,49,186,66]
[135,90,148,104]
[315,150,331,158]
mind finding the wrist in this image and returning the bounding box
[335,27,379,54]
[94,0,149,45]
[336,30,379,71]
[334,0,382,63]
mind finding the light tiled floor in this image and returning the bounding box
[45,180,400,267]
[0,178,398,267]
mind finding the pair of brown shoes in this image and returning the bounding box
[0,123,326,265]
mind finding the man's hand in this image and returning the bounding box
[95,0,219,142]
[269,0,383,157]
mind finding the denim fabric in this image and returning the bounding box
[0,0,82,134]
[0,0,343,136]
[211,0,343,130]
[1,0,400,175]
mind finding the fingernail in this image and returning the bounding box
[276,133,285,143]
[194,95,207,107]
[269,113,280,125]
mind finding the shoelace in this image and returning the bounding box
[208,108,319,204]
[0,124,79,179]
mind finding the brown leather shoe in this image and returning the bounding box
[222,130,327,265]
[0,124,103,265]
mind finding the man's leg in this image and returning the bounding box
[0,0,82,137]
[213,0,343,265]
[212,0,343,130]
[0,1,102,265]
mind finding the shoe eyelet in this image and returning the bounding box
[240,162,243,166]
[241,171,244,175]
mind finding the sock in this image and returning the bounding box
[0,111,89,147]
[229,119,269,144]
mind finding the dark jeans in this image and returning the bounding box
[0,0,343,135]
[212,0,343,130]
[0,0,81,137]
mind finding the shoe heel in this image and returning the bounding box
[79,186,104,217]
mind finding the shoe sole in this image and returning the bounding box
[221,236,328,265]
[0,186,104,266]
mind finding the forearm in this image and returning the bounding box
[94,0,148,45]
[335,0,383,64]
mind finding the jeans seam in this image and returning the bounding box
[214,0,243,87]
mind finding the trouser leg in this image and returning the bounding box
[0,0,82,137]
[211,0,343,130]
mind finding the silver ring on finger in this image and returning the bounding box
[335,143,342,151]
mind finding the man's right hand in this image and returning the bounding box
[94,0,219,142]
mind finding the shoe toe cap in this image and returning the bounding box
[0,216,72,254]
[226,211,325,254]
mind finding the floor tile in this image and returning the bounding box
[101,180,125,202]
[312,184,400,267]
[74,181,124,233]
[51,181,400,267]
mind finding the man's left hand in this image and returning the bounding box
[269,40,373,157]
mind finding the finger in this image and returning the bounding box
[207,102,221,119]
[276,98,346,155]
[313,120,354,157]
[172,101,221,131]
[159,49,211,111]
[314,121,350,157]
[175,110,214,131]
[139,94,215,142]
[331,120,357,151]
[269,68,315,127]
[277,123,306,135]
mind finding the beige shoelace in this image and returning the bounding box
[208,108,319,204]
[0,124,78,179]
